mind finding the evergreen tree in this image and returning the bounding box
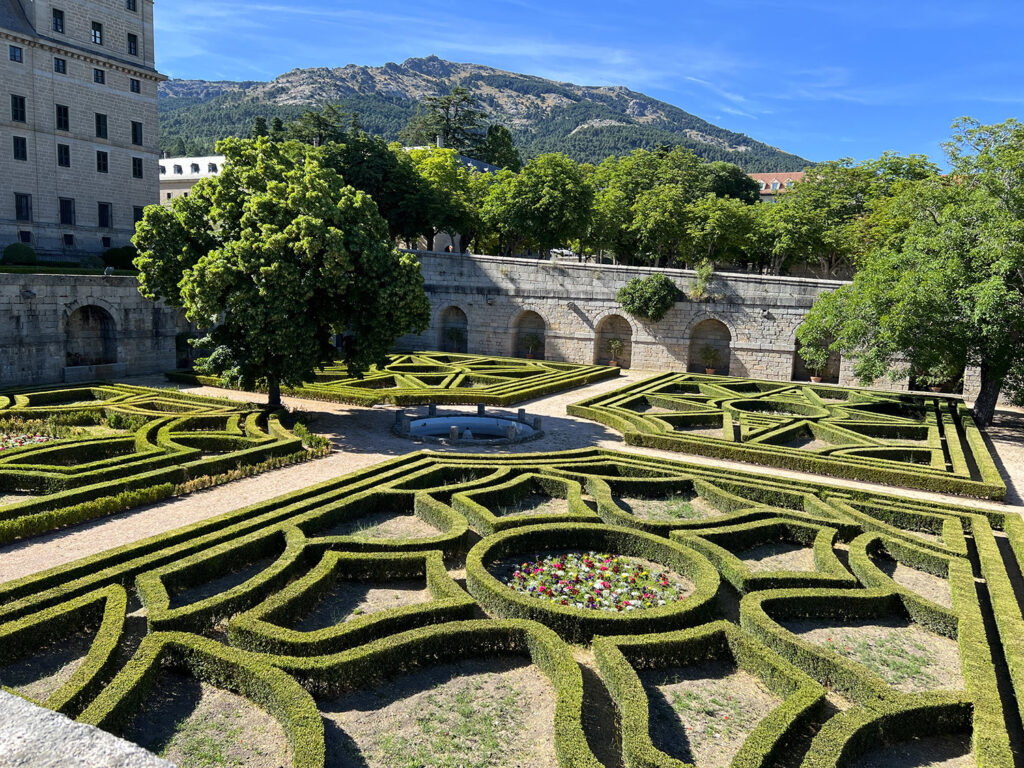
[251,116,269,139]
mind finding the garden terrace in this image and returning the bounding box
[0,383,319,543]
[0,447,1021,767]
[568,372,1006,499]
[168,352,620,406]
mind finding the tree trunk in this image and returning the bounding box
[973,362,1005,427]
[267,377,282,409]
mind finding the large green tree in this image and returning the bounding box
[797,118,1024,425]
[400,87,487,154]
[133,138,430,406]
[476,124,523,171]
[407,147,479,251]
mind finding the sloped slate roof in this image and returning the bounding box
[0,0,34,36]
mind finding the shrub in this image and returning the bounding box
[101,245,138,271]
[616,273,678,322]
[2,242,37,266]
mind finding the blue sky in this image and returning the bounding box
[155,1,1024,164]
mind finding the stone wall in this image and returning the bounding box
[396,252,847,381]
[0,273,180,386]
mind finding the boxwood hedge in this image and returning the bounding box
[0,448,1016,767]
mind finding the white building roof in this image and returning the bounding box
[159,155,226,182]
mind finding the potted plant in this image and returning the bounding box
[522,333,543,360]
[809,366,825,384]
[444,326,466,353]
[699,344,721,375]
[918,360,962,393]
[606,337,625,367]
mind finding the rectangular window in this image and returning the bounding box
[9,45,22,63]
[126,0,137,10]
[98,202,112,228]
[52,9,64,33]
[11,95,26,123]
[63,234,74,247]
[93,68,105,84]
[59,197,75,225]
[133,206,144,223]
[95,113,107,139]
[132,157,144,178]
[91,22,103,45]
[15,193,32,222]
[130,78,141,94]
[127,34,138,56]
[18,231,31,244]
[131,121,143,146]
[55,104,69,131]
[54,57,66,74]
[13,136,27,161]
[96,150,108,173]
[102,236,111,248]
[57,144,71,167]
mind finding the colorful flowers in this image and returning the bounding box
[504,551,690,612]
[0,433,53,452]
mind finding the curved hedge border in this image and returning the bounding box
[567,372,1005,500]
[268,619,602,768]
[228,550,476,656]
[0,382,320,543]
[0,448,1017,767]
[78,631,325,768]
[452,473,600,535]
[593,621,826,768]
[466,522,721,643]
[169,351,621,407]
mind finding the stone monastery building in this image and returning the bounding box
[0,0,163,257]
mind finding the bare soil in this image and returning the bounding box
[0,492,34,507]
[640,660,781,768]
[778,435,833,451]
[613,495,721,522]
[672,424,728,439]
[782,617,963,693]
[290,579,432,631]
[319,656,557,768]
[0,630,94,703]
[122,672,290,768]
[494,493,570,518]
[874,555,953,609]
[323,511,441,541]
[849,733,975,768]
[735,541,817,573]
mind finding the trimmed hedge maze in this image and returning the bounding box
[1,448,1022,767]
[0,383,318,543]
[568,372,1006,499]
[169,351,621,406]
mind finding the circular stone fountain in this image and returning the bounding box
[393,404,544,446]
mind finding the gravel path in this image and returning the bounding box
[0,373,1019,585]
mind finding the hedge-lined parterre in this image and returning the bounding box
[169,351,621,406]
[0,382,324,543]
[567,372,1006,499]
[0,448,1019,767]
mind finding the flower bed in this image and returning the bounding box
[505,552,690,612]
[0,433,54,451]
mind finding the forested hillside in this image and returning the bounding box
[159,56,810,170]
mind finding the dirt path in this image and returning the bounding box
[0,373,1019,585]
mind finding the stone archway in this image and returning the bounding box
[594,314,633,368]
[439,306,469,353]
[66,305,117,367]
[512,310,547,359]
[689,318,731,374]
[792,338,841,383]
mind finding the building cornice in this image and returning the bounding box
[0,28,167,81]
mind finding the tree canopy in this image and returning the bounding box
[797,118,1024,425]
[133,138,430,406]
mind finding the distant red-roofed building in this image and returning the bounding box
[748,172,806,202]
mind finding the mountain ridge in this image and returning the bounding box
[158,56,811,171]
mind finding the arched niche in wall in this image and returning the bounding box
[66,305,117,367]
[438,305,469,353]
[688,318,731,374]
[594,314,633,368]
[512,310,547,360]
